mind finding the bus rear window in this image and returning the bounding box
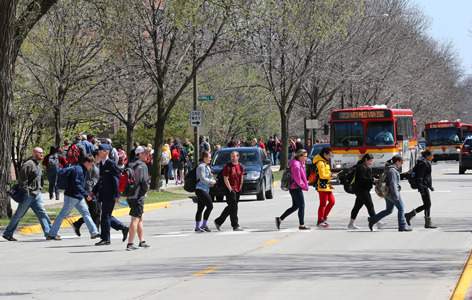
[331,121,364,147]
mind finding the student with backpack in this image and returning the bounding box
[347,154,385,230]
[368,155,412,232]
[404,149,437,229]
[116,143,128,169]
[194,151,216,233]
[42,145,68,200]
[68,136,86,166]
[214,151,244,231]
[46,154,100,241]
[171,138,187,185]
[160,144,171,187]
[275,149,310,230]
[312,147,338,228]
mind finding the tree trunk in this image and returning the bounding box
[54,105,62,146]
[126,123,134,154]
[150,118,165,190]
[0,0,17,219]
[279,112,289,171]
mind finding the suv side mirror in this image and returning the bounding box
[396,134,404,141]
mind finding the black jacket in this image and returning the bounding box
[415,156,432,194]
[354,164,374,192]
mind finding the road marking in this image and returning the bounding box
[259,239,280,247]
[451,251,472,300]
[191,266,219,277]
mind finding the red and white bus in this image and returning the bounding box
[462,123,472,139]
[424,121,462,161]
[329,106,419,173]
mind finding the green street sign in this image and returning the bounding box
[198,95,215,101]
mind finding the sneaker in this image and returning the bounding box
[214,220,221,231]
[175,182,179,185]
[399,227,413,232]
[139,241,151,248]
[299,226,311,230]
[275,217,281,230]
[377,221,387,229]
[49,197,54,200]
[317,221,329,228]
[91,233,101,239]
[122,227,129,242]
[348,224,360,230]
[72,221,81,237]
[233,227,244,231]
[195,227,205,233]
[200,226,212,232]
[367,217,374,231]
[95,240,111,246]
[56,195,60,200]
[126,243,140,251]
[46,235,61,241]
[166,184,169,187]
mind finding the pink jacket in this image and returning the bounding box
[289,158,309,191]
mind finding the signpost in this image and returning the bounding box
[198,95,215,101]
[190,110,203,127]
[306,119,319,146]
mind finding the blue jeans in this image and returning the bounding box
[280,189,305,226]
[4,193,52,238]
[168,162,174,179]
[370,194,407,230]
[49,195,99,237]
[270,151,278,165]
[46,168,59,199]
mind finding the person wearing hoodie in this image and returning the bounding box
[313,147,338,228]
[275,149,310,230]
[170,138,188,184]
[404,149,437,228]
[368,155,412,232]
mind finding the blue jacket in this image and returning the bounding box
[92,158,121,202]
[81,140,94,155]
[196,162,212,192]
[64,165,89,200]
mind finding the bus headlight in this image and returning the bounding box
[334,164,342,169]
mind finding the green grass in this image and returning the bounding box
[273,170,283,182]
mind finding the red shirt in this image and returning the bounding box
[222,163,244,192]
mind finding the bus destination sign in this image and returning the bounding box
[427,123,456,129]
[332,110,392,120]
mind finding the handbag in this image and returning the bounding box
[7,184,25,203]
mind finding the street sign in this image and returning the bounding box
[190,110,203,127]
[198,95,215,101]
[306,119,319,129]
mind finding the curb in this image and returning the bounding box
[18,202,171,235]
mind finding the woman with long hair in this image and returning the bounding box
[313,147,338,228]
[348,154,385,229]
[404,149,437,228]
[194,151,216,232]
[275,149,310,230]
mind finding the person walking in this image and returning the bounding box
[368,155,412,232]
[126,146,152,250]
[171,138,187,185]
[275,149,310,230]
[160,143,171,187]
[47,154,100,240]
[348,154,385,230]
[3,148,52,241]
[195,151,216,233]
[214,151,244,231]
[404,149,437,228]
[313,147,338,228]
[72,149,101,236]
[42,145,68,200]
[90,144,129,246]
[105,139,119,165]
[183,138,195,175]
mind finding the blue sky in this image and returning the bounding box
[411,0,472,75]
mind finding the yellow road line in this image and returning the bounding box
[18,202,171,235]
[191,266,219,277]
[451,251,472,300]
[259,239,280,247]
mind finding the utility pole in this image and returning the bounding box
[193,40,199,167]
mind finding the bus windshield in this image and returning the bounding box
[331,121,364,147]
[365,122,395,146]
[425,128,461,145]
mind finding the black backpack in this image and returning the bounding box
[342,166,357,194]
[184,166,199,192]
[47,154,60,170]
[280,166,292,191]
[408,162,420,189]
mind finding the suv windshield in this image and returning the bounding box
[331,121,364,147]
[425,128,461,145]
[212,150,261,166]
[365,121,395,146]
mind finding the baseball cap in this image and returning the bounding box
[135,146,145,154]
[106,138,112,144]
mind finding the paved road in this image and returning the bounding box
[1,162,472,299]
